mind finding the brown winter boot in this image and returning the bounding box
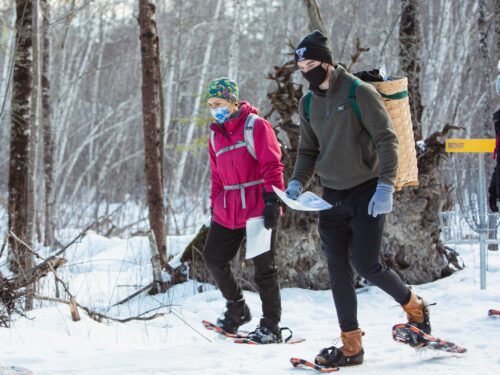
[401,291,431,346]
[315,329,364,367]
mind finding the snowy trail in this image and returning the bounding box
[1,233,499,374]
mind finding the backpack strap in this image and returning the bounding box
[211,114,259,160]
[304,91,312,121]
[349,79,375,145]
[215,141,247,157]
[244,113,258,160]
[380,91,408,100]
[349,79,363,124]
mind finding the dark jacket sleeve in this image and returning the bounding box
[291,95,320,186]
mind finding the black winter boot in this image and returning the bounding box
[246,317,283,344]
[216,299,251,334]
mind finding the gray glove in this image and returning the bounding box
[285,180,304,200]
[368,182,395,217]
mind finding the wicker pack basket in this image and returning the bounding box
[370,77,419,191]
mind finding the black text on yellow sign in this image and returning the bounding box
[445,139,495,153]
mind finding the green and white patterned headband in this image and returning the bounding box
[206,77,239,103]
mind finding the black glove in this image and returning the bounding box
[263,192,280,230]
[489,185,498,212]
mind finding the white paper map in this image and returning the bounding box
[245,216,272,259]
[272,186,332,211]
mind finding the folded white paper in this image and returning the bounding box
[245,216,272,259]
[272,186,333,211]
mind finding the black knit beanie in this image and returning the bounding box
[295,30,334,66]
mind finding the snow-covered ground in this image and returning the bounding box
[1,230,499,374]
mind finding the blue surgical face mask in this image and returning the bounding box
[210,106,231,123]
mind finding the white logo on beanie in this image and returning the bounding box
[296,47,306,61]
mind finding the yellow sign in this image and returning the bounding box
[445,139,495,153]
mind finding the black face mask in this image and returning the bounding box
[302,64,328,86]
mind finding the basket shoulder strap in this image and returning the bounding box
[244,113,258,160]
[349,79,375,146]
[349,79,363,125]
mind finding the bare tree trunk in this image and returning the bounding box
[0,15,15,117]
[138,0,168,266]
[88,16,104,197]
[385,126,460,283]
[41,0,54,247]
[148,231,165,293]
[399,0,424,140]
[496,0,500,64]
[302,0,328,35]
[162,9,178,151]
[28,1,41,236]
[164,0,182,233]
[8,0,34,284]
[24,0,42,310]
[478,0,493,134]
[155,9,165,191]
[385,1,458,283]
[158,48,165,191]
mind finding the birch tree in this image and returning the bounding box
[23,0,42,310]
[160,0,184,232]
[478,0,493,133]
[41,0,54,246]
[0,10,15,121]
[399,0,423,140]
[88,16,105,194]
[27,0,41,243]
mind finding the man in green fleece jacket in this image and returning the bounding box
[286,30,431,367]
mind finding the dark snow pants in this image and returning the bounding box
[318,178,411,333]
[203,221,281,324]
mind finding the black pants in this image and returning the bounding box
[203,221,281,324]
[318,178,411,332]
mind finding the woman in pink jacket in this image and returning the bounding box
[203,77,285,344]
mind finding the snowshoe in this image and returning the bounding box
[245,318,282,344]
[315,346,364,367]
[402,292,432,343]
[314,329,364,367]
